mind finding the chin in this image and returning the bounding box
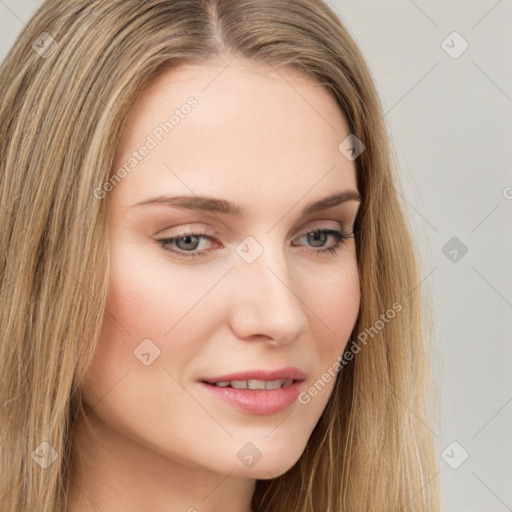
[230,445,305,480]
[239,459,300,480]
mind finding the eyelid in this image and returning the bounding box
[296,219,347,236]
[157,223,217,238]
[159,219,349,241]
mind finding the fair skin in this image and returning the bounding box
[69,57,361,512]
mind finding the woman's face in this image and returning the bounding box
[80,58,361,479]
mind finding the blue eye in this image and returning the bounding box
[156,228,354,259]
[294,228,353,257]
[157,231,212,259]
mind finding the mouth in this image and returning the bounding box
[197,368,307,415]
[198,367,307,387]
[201,378,297,390]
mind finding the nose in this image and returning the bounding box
[228,248,309,346]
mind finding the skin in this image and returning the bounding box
[69,57,361,512]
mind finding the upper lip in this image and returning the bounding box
[200,367,306,384]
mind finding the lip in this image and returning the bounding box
[198,379,305,415]
[198,367,307,384]
[197,367,306,415]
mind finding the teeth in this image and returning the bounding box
[281,378,293,388]
[211,379,294,389]
[264,379,282,390]
[248,379,266,390]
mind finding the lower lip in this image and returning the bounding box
[198,380,304,415]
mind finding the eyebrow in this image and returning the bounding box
[132,189,362,217]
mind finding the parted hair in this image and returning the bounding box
[0,1,440,510]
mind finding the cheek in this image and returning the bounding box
[107,234,235,332]
[321,270,360,326]
[296,263,359,415]
[103,240,203,340]
[105,246,165,336]
[307,257,360,343]
[303,258,359,402]
[78,244,166,405]
[82,239,219,395]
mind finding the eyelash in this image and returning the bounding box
[156,227,354,259]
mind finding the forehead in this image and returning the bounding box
[121,59,350,132]
[111,59,357,210]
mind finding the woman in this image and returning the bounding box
[0,0,440,510]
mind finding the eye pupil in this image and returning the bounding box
[308,231,327,248]
[177,235,200,250]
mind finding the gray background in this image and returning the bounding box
[1,1,511,510]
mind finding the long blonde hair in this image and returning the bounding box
[0,1,440,510]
